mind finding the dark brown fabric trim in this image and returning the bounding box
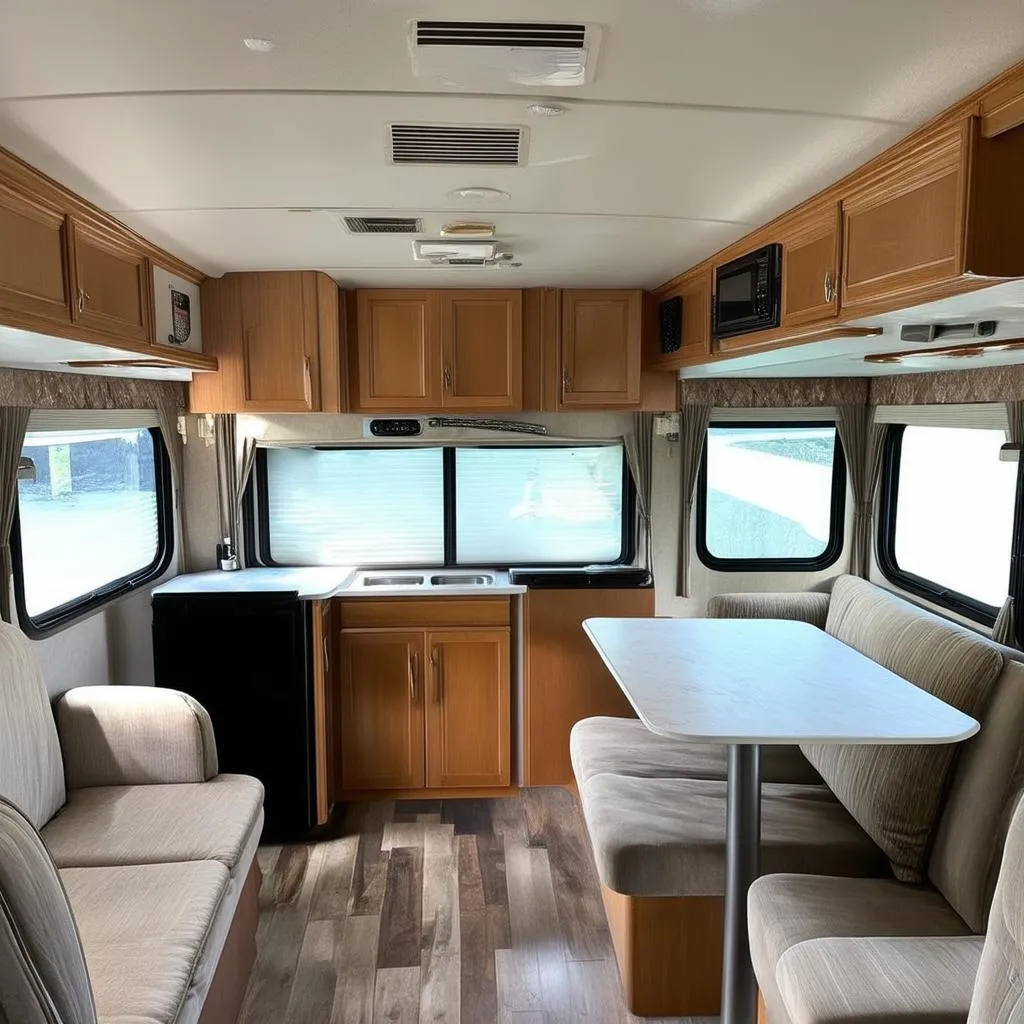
[679,378,869,408]
[0,369,186,411]
[869,366,1024,405]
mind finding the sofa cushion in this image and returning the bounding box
[748,873,972,1024]
[803,575,1003,882]
[579,775,889,897]
[62,860,228,1024]
[928,661,1024,932]
[0,798,96,1024]
[43,774,264,873]
[777,935,982,1024]
[570,717,822,786]
[0,622,65,828]
[707,591,831,629]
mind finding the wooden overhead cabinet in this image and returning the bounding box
[646,269,712,371]
[780,201,842,328]
[560,290,643,407]
[191,270,343,413]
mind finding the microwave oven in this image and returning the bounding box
[713,243,782,339]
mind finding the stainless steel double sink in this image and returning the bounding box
[360,572,494,588]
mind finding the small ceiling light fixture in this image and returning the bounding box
[528,102,567,117]
[448,187,510,202]
[243,37,276,52]
[441,222,495,238]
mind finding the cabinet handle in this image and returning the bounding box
[77,289,91,313]
[561,367,572,394]
[824,271,834,304]
[303,356,313,408]
[443,366,452,392]
[409,651,418,702]
[431,647,442,703]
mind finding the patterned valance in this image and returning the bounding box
[0,369,186,410]
[678,377,869,409]
[869,365,1024,405]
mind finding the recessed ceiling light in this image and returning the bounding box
[448,187,510,202]
[528,103,567,117]
[243,37,276,52]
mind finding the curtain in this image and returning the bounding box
[156,402,188,574]
[678,404,712,598]
[624,413,654,571]
[836,403,886,580]
[0,407,30,622]
[993,399,1024,645]
[214,414,257,568]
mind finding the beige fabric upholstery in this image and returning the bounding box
[62,860,228,1024]
[748,874,971,1024]
[803,575,1004,882]
[57,686,219,789]
[569,716,821,787]
[0,622,65,828]
[777,935,982,1024]
[929,661,1024,932]
[968,796,1024,1022]
[43,774,264,873]
[580,775,888,897]
[0,798,96,1024]
[707,591,831,630]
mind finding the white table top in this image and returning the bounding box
[583,618,980,745]
[152,567,357,600]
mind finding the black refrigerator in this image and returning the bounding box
[152,591,317,839]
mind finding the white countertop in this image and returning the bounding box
[583,617,980,746]
[153,567,526,600]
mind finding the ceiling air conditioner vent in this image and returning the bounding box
[415,21,586,50]
[390,124,525,166]
[344,216,423,234]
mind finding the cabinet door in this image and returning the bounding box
[560,290,642,407]
[355,290,441,410]
[781,201,842,327]
[0,182,71,323]
[647,270,712,371]
[841,120,971,311]
[440,291,523,410]
[425,630,510,788]
[240,272,320,412]
[311,600,333,825]
[69,219,151,342]
[339,630,425,791]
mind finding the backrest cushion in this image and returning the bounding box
[802,576,1003,882]
[930,661,1024,932]
[0,622,65,828]
[0,798,96,1024]
[968,795,1024,1022]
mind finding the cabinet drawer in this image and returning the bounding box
[338,597,511,630]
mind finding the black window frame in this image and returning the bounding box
[877,423,1019,627]
[250,442,636,569]
[695,420,847,573]
[12,426,174,639]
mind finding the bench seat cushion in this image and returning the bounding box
[748,874,972,1024]
[570,717,821,786]
[62,860,228,1024]
[43,775,264,876]
[579,775,889,897]
[776,935,983,1024]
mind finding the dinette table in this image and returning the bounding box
[582,617,980,1024]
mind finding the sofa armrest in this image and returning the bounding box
[55,686,218,789]
[707,591,830,629]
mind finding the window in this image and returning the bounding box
[256,443,632,567]
[696,422,846,570]
[14,427,172,635]
[878,425,1017,622]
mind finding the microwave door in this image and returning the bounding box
[718,268,758,332]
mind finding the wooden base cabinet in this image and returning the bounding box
[338,623,510,792]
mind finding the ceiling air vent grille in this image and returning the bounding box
[389,124,525,166]
[414,21,586,50]
[343,216,423,234]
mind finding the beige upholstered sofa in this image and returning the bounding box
[571,575,1024,1018]
[0,620,265,1024]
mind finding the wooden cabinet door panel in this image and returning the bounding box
[425,629,510,788]
[781,202,842,327]
[241,272,319,411]
[356,291,441,409]
[841,121,970,309]
[0,183,70,323]
[647,271,712,371]
[441,291,522,410]
[561,290,642,406]
[339,630,425,790]
[311,600,333,824]
[69,220,150,342]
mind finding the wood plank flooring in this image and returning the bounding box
[240,788,714,1024]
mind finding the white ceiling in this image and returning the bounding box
[0,0,1021,287]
